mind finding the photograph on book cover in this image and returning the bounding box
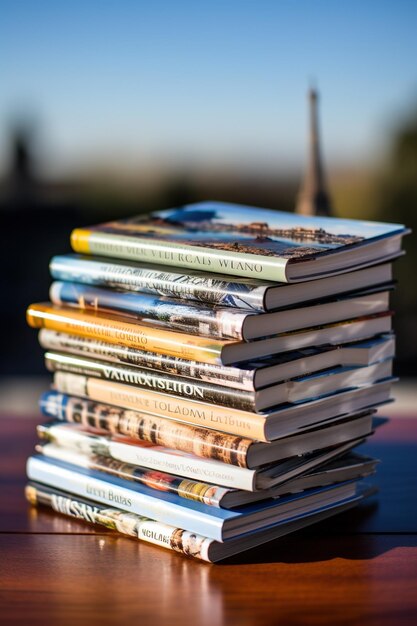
[89,202,402,260]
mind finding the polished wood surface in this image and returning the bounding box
[1,415,417,625]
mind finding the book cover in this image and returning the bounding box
[38,391,378,471]
[50,281,249,340]
[37,442,232,506]
[49,254,394,312]
[70,201,405,281]
[44,350,392,413]
[50,254,270,311]
[51,371,269,440]
[44,351,260,412]
[39,329,396,392]
[27,302,393,366]
[25,482,216,561]
[37,440,377,509]
[35,421,374,493]
[49,280,391,342]
[51,371,390,442]
[37,422,258,491]
[26,481,372,562]
[38,329,257,390]
[26,303,228,365]
[26,454,358,541]
[39,391,255,467]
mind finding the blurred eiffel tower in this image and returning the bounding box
[296,88,333,216]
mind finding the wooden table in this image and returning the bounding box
[1,415,416,625]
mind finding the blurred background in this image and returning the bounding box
[0,1,416,391]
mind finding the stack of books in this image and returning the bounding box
[25,202,407,562]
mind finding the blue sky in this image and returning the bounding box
[1,1,417,176]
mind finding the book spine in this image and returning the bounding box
[37,443,232,505]
[40,391,252,468]
[70,229,289,282]
[25,483,215,561]
[53,372,268,441]
[38,329,256,390]
[50,281,249,341]
[38,423,256,490]
[50,255,267,311]
[27,456,225,540]
[45,351,258,412]
[26,303,227,365]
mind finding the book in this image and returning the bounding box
[70,201,406,282]
[25,481,374,562]
[36,420,371,491]
[52,369,390,441]
[40,391,375,468]
[39,391,372,469]
[35,442,377,508]
[44,350,393,412]
[49,280,392,341]
[26,302,393,365]
[40,390,255,467]
[26,453,362,541]
[49,254,394,312]
[39,330,396,391]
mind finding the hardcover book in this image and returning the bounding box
[39,330,395,391]
[44,350,393,412]
[36,441,377,509]
[39,391,375,468]
[26,453,362,541]
[50,254,394,312]
[70,201,406,282]
[36,420,372,491]
[26,481,374,562]
[51,369,389,441]
[27,302,393,365]
[49,280,391,341]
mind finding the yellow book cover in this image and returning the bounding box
[26,303,227,365]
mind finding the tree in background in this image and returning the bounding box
[376,108,417,375]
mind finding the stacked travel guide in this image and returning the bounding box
[25,201,407,562]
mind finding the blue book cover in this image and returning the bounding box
[48,280,393,344]
[49,253,395,312]
[27,454,357,542]
[49,280,249,340]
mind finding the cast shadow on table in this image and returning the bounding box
[24,498,417,569]
[220,501,417,566]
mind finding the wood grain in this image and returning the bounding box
[1,414,417,625]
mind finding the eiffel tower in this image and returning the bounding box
[296,88,333,216]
